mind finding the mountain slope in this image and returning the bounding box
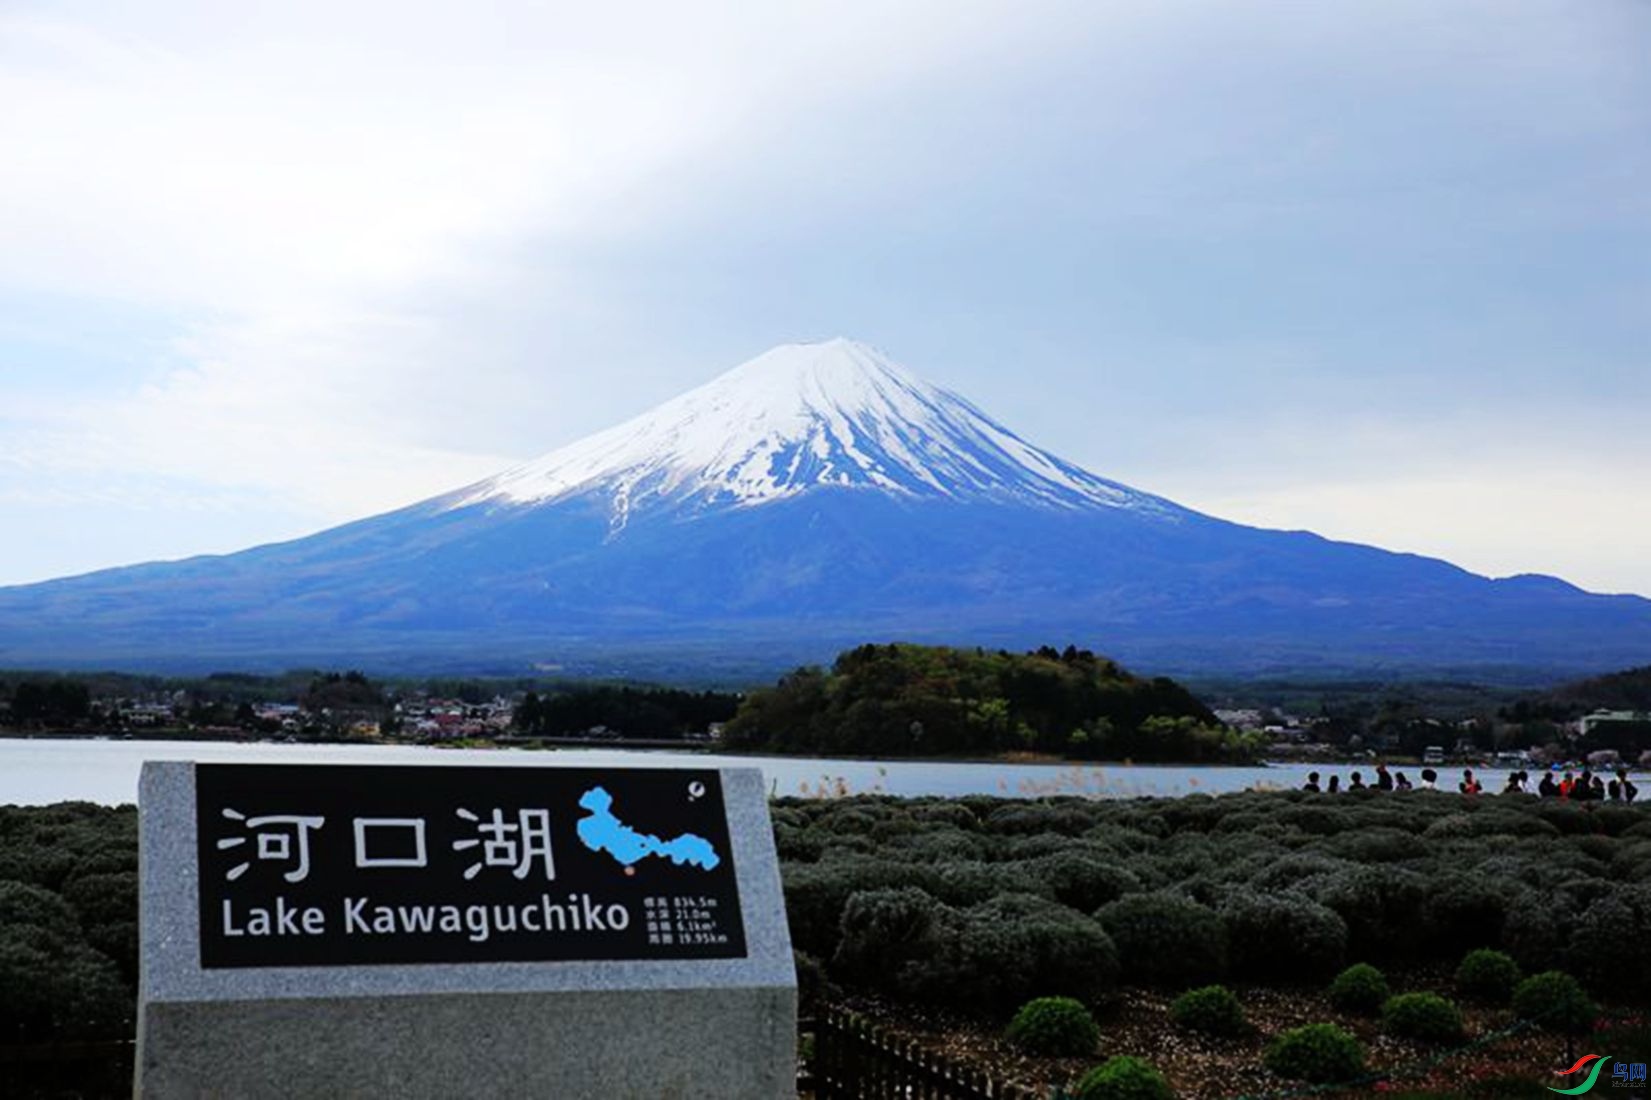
[0,339,1647,678]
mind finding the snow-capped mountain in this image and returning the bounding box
[451,339,1178,525]
[1,339,1648,678]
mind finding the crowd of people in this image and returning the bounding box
[1301,761,1640,801]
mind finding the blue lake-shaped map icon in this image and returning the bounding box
[576,786,721,871]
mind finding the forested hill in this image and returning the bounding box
[722,643,1254,762]
[1548,665,1651,712]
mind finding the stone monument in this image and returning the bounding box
[136,761,796,1098]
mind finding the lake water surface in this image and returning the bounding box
[1,737,1346,806]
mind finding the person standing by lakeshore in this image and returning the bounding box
[1375,763,1394,791]
[1303,771,1321,793]
[1420,768,1438,790]
[1327,775,1341,793]
[1459,768,1481,795]
[1394,772,1413,791]
[1349,771,1367,791]
[1619,768,1639,802]
[1539,771,1558,797]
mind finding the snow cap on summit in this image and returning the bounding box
[455,339,1175,522]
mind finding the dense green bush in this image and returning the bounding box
[1328,963,1390,1015]
[1381,992,1464,1042]
[1263,1023,1365,1084]
[831,887,941,990]
[1004,996,1099,1056]
[907,894,1119,1014]
[1169,985,1247,1037]
[928,860,1048,907]
[1033,850,1141,911]
[1512,971,1597,1035]
[1072,1055,1174,1100]
[1419,876,1520,959]
[1501,891,1577,972]
[1325,827,1427,863]
[782,857,943,957]
[1567,885,1651,993]
[1455,949,1521,1003]
[1219,889,1347,982]
[1097,893,1226,988]
[1313,866,1426,962]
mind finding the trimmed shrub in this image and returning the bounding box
[1219,889,1347,983]
[1005,996,1099,1057]
[781,857,942,957]
[1381,992,1463,1042]
[1170,985,1247,1038]
[1263,1023,1365,1084]
[1502,892,1577,973]
[1512,971,1597,1036]
[1454,949,1521,1003]
[1328,963,1389,1015]
[1419,875,1519,959]
[1033,850,1142,911]
[1326,827,1427,863]
[1097,893,1227,988]
[907,894,1119,1014]
[1568,885,1651,993]
[1313,866,1426,962]
[831,887,941,990]
[1072,1055,1174,1100]
[928,861,1048,907]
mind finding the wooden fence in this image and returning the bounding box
[806,1009,1056,1100]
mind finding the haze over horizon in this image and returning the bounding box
[3,1,1647,596]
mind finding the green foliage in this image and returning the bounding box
[1263,1023,1365,1084]
[0,872,132,1043]
[1454,949,1521,1003]
[1567,885,1651,993]
[1381,992,1463,1042]
[512,684,736,738]
[1097,893,1226,988]
[1419,875,1520,959]
[1313,865,1426,962]
[831,887,941,989]
[1512,971,1597,1035]
[1328,963,1390,1015]
[793,950,831,1011]
[1072,1056,1174,1100]
[1032,850,1141,911]
[907,894,1119,1014]
[722,643,1234,761]
[1219,889,1347,983]
[1004,996,1099,1056]
[1169,985,1247,1037]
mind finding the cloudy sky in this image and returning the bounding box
[3,0,1647,595]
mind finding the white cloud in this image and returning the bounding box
[0,0,1101,543]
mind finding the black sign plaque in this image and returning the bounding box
[194,764,747,969]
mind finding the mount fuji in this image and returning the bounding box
[2,339,1648,678]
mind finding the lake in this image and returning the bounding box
[0,737,1383,806]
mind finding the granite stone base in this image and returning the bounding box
[137,985,796,1099]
